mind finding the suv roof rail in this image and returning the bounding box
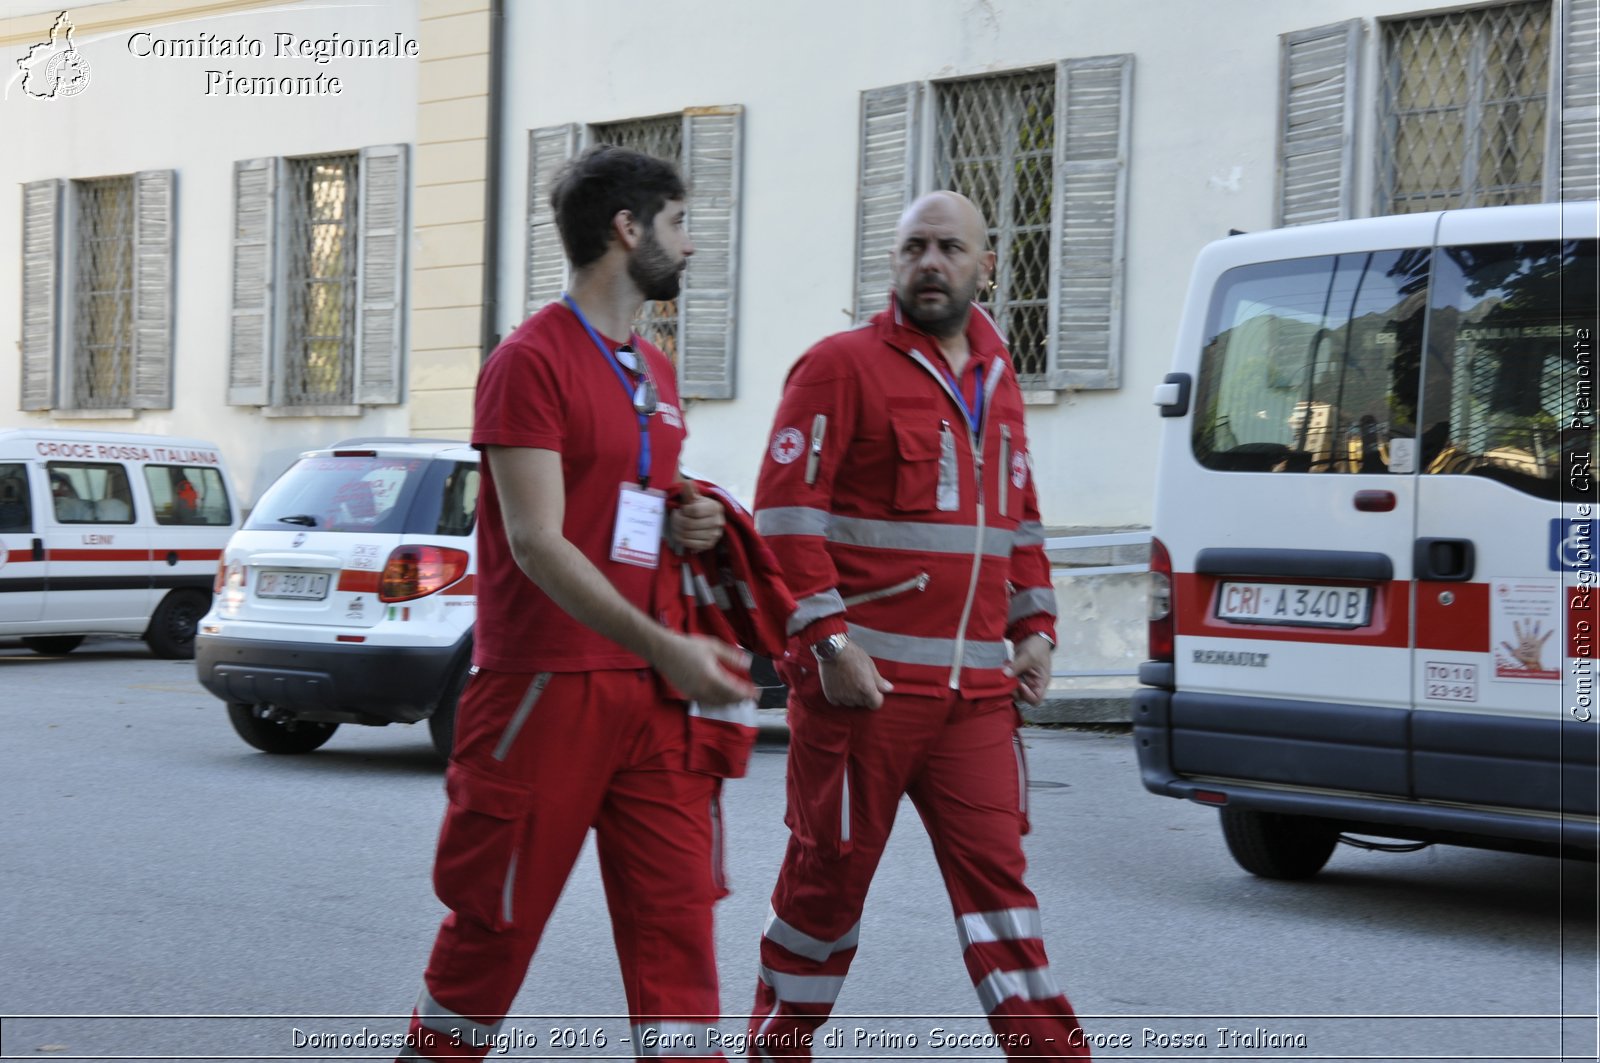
[326,436,470,448]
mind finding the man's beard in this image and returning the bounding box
[629,227,683,302]
[897,273,979,338]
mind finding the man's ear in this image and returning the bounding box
[980,248,997,287]
[611,209,641,252]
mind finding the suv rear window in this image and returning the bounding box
[245,456,480,535]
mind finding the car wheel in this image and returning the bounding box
[21,635,85,656]
[145,589,211,660]
[1219,807,1339,880]
[226,702,338,755]
[428,656,472,760]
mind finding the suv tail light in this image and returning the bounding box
[380,545,470,602]
[215,558,245,595]
[1149,536,1174,662]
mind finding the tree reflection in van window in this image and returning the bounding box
[1419,240,1598,500]
[1194,249,1430,473]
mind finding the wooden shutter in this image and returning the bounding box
[1560,0,1600,201]
[1050,55,1131,391]
[20,179,61,411]
[1277,21,1361,226]
[677,105,742,400]
[131,170,175,409]
[355,144,408,405]
[228,157,277,406]
[853,83,922,323]
[525,123,580,317]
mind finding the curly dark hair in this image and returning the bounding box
[551,145,687,269]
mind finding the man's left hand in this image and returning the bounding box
[1004,633,1054,705]
[670,481,726,554]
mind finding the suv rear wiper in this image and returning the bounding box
[276,514,318,526]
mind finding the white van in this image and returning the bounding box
[0,428,239,658]
[1138,201,1599,878]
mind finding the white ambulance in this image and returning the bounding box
[0,428,239,658]
[1138,200,1599,878]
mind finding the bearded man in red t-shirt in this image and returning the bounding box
[400,146,756,1063]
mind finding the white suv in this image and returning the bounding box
[197,438,479,757]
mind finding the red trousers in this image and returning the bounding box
[748,691,1090,1060]
[403,668,727,1062]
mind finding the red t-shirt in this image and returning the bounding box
[471,301,686,672]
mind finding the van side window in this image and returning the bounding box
[47,462,135,524]
[144,465,233,526]
[1421,239,1599,500]
[1194,249,1431,473]
[0,464,31,533]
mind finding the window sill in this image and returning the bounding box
[53,408,138,419]
[260,405,364,418]
[1021,390,1061,406]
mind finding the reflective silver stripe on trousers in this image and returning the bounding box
[956,907,1043,951]
[788,588,846,635]
[415,986,504,1041]
[975,966,1063,1014]
[493,672,551,761]
[764,906,861,963]
[758,964,848,1004]
[848,624,1009,669]
[634,1022,710,1057]
[1007,586,1058,624]
[689,699,758,727]
[758,506,1011,557]
[1013,521,1046,548]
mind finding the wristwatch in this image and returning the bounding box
[1032,632,1057,650]
[811,632,851,662]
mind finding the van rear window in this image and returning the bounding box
[245,457,429,534]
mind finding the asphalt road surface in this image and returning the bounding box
[1,637,1596,1062]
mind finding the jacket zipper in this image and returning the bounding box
[804,414,828,486]
[842,571,930,608]
[947,364,1009,688]
[998,424,1012,519]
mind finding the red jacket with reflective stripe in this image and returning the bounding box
[753,303,1056,700]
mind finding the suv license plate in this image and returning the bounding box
[256,570,331,601]
[1216,581,1371,629]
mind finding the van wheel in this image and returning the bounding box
[427,657,471,760]
[21,635,85,655]
[1219,808,1339,880]
[227,702,338,754]
[145,589,210,660]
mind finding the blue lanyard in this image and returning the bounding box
[563,294,652,486]
[938,362,984,434]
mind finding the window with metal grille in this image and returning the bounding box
[72,176,135,408]
[283,153,359,406]
[934,69,1055,381]
[589,115,684,362]
[1378,1,1552,215]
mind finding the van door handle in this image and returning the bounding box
[1414,538,1475,582]
[166,551,180,567]
[32,537,43,562]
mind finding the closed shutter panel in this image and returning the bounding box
[677,105,742,399]
[228,157,276,406]
[853,83,922,324]
[20,179,61,411]
[1050,55,1131,391]
[1276,21,1361,226]
[1561,0,1600,201]
[131,169,175,409]
[355,144,408,405]
[525,124,580,317]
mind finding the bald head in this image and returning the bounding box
[890,191,996,339]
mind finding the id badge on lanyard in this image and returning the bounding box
[611,482,666,568]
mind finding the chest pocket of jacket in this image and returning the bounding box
[890,413,959,512]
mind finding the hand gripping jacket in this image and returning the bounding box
[753,304,1056,699]
[656,481,798,778]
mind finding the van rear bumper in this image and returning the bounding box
[195,634,464,725]
[1134,685,1600,854]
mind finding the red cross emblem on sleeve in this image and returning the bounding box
[770,427,806,464]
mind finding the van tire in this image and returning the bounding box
[146,589,210,659]
[1219,808,1339,880]
[21,635,85,655]
[227,702,338,754]
[427,655,471,760]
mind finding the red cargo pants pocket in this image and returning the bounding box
[434,760,535,931]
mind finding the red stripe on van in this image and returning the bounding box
[48,549,153,562]
[1175,573,1409,648]
[1414,581,1490,652]
[441,574,476,596]
[337,570,383,593]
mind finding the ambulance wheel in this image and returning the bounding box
[427,656,471,760]
[1219,808,1339,880]
[227,703,338,754]
[21,635,84,655]
[146,589,210,660]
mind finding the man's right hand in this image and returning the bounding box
[818,642,894,710]
[655,633,758,707]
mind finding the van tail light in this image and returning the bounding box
[380,545,470,602]
[1149,536,1174,663]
